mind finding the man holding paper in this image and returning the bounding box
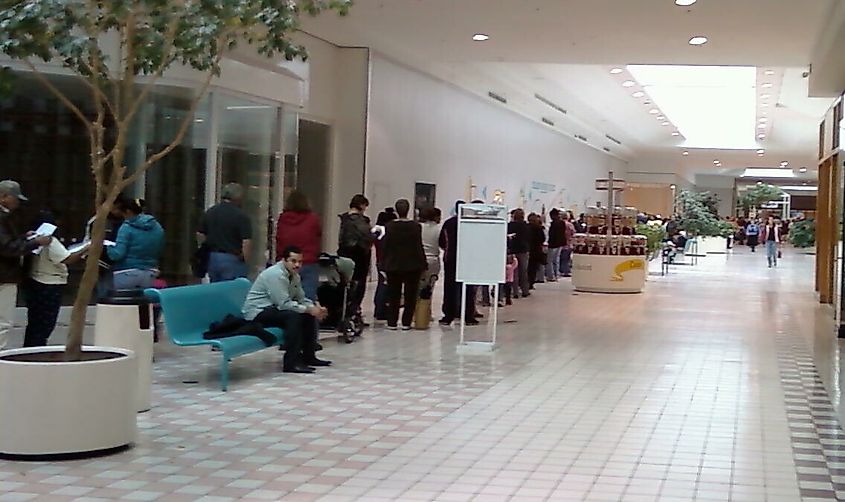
[0,180,52,350]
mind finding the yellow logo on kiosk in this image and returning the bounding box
[611,259,645,282]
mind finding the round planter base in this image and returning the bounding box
[0,444,130,462]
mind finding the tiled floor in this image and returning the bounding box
[2,248,845,501]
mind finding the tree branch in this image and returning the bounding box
[23,59,92,131]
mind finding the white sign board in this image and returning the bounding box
[456,204,507,284]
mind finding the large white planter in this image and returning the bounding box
[0,346,137,457]
[698,236,728,254]
[94,303,154,412]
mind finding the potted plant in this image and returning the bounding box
[738,183,784,217]
[789,219,816,249]
[635,223,667,261]
[0,0,350,457]
[677,190,730,254]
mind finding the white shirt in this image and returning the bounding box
[421,222,441,261]
[31,239,71,285]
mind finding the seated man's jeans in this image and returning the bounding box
[254,308,318,369]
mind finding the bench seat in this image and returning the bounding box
[145,278,284,391]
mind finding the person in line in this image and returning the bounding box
[373,207,397,323]
[546,209,565,281]
[507,208,531,298]
[338,194,375,322]
[419,207,442,297]
[84,194,126,299]
[503,253,517,306]
[107,198,165,290]
[23,210,86,347]
[243,245,331,374]
[0,180,52,350]
[275,190,322,300]
[198,183,253,282]
[746,219,760,253]
[527,213,546,288]
[382,199,427,330]
[761,216,782,268]
[560,212,576,278]
[439,200,478,326]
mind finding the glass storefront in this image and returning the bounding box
[0,71,298,299]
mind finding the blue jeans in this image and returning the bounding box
[560,247,573,276]
[546,247,562,280]
[112,268,156,290]
[208,252,248,283]
[299,263,319,301]
[766,240,778,267]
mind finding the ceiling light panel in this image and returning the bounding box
[627,65,757,149]
[741,168,796,178]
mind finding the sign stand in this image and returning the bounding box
[454,204,508,354]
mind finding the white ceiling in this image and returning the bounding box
[301,0,839,180]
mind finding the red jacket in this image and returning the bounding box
[276,211,322,264]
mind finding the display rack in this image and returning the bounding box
[571,171,647,294]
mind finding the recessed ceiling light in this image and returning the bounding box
[759,118,768,123]
[622,80,636,87]
[688,36,708,46]
[682,151,689,156]
[610,68,623,74]
[657,115,665,120]
[649,109,660,114]
[671,132,680,136]
[799,167,808,173]
[632,91,645,98]
[761,103,769,107]
[662,122,670,126]
[780,161,789,166]
[758,133,767,139]
[761,83,773,88]
[472,34,490,41]
[675,0,697,5]
[757,123,767,129]
[713,160,720,164]
[760,93,771,99]
[764,70,775,76]
[757,149,765,154]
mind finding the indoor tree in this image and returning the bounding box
[0,0,351,360]
[738,183,784,215]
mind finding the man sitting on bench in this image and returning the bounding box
[243,245,332,374]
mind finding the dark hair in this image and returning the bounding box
[115,196,145,215]
[395,198,411,218]
[512,208,525,222]
[549,208,560,219]
[284,190,311,212]
[349,194,369,210]
[281,245,303,260]
[419,207,436,222]
[471,199,484,204]
[454,200,465,213]
[376,208,398,226]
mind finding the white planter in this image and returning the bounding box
[698,236,728,254]
[0,346,137,457]
[94,304,154,412]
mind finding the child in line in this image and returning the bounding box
[503,253,517,306]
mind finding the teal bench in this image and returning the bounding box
[144,278,284,391]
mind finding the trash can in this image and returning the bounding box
[93,289,154,413]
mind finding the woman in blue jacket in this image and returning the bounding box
[107,198,165,290]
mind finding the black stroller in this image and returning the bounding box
[316,253,365,343]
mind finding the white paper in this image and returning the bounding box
[27,223,57,240]
[67,241,92,254]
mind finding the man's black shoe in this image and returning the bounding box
[305,358,332,367]
[439,318,453,326]
[283,365,315,374]
[315,342,323,352]
[465,319,480,326]
[474,313,483,319]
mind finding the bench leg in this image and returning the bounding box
[220,356,230,392]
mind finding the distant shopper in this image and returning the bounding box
[243,245,331,374]
[0,180,52,350]
[382,199,427,330]
[198,183,253,282]
[761,216,782,268]
[746,220,760,253]
[507,209,531,298]
[419,207,442,293]
[276,190,322,300]
[23,210,86,347]
[527,213,546,288]
[546,209,565,281]
[504,253,517,306]
[373,207,397,323]
[107,198,165,290]
[338,194,374,320]
[560,212,576,277]
[439,200,477,325]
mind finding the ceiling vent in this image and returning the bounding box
[534,94,568,115]
[575,134,588,142]
[541,117,555,127]
[488,91,507,104]
[605,134,623,146]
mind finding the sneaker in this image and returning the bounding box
[439,318,453,326]
[386,325,398,331]
[465,319,480,326]
[401,326,412,331]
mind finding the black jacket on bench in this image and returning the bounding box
[204,314,277,347]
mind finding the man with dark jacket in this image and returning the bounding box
[507,209,531,298]
[546,209,566,281]
[0,180,52,349]
[198,183,253,282]
[382,199,426,330]
[438,200,478,326]
[338,194,374,319]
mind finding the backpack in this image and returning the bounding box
[338,213,372,250]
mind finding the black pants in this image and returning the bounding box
[386,270,422,327]
[23,279,63,347]
[254,308,318,369]
[441,261,474,322]
[339,247,371,315]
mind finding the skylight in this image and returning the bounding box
[627,65,757,149]
[740,168,796,178]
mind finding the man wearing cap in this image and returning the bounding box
[197,182,253,282]
[0,180,52,349]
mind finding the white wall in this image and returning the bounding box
[365,55,626,219]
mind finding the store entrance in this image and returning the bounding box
[296,119,331,225]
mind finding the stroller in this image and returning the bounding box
[316,253,365,343]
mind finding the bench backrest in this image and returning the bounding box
[145,278,252,343]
